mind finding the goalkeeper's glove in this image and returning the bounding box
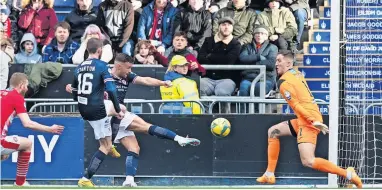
[313,121,329,135]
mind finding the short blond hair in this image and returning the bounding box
[9,72,28,88]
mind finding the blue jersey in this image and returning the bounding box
[72,58,121,121]
[111,71,138,104]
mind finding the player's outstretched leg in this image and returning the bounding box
[110,117,121,158]
[257,121,294,184]
[299,143,362,188]
[118,136,140,187]
[122,114,200,147]
[78,137,112,187]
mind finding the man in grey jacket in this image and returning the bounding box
[14,33,42,64]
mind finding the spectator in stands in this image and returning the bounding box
[207,0,229,14]
[18,0,58,50]
[72,24,113,64]
[160,55,201,114]
[134,40,165,65]
[10,0,22,11]
[198,17,241,97]
[256,0,297,51]
[4,1,22,51]
[165,31,205,76]
[137,0,178,54]
[42,22,80,64]
[173,0,212,52]
[0,38,14,89]
[0,5,11,39]
[65,0,97,43]
[238,25,277,97]
[248,0,266,12]
[97,0,134,55]
[14,33,42,64]
[284,0,309,51]
[212,0,256,46]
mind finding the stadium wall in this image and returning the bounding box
[2,114,333,186]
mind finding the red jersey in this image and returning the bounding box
[0,89,27,139]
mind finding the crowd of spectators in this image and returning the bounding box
[0,0,311,111]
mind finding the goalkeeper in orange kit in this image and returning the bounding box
[256,50,362,188]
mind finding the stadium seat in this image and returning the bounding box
[54,0,75,8]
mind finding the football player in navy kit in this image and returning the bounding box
[70,39,125,187]
[67,53,201,187]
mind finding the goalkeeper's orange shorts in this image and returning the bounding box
[288,119,321,145]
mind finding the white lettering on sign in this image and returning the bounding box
[356,0,378,3]
[11,135,60,163]
[345,82,376,89]
[346,70,382,76]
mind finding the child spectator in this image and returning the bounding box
[14,33,42,64]
[160,55,201,114]
[134,40,168,66]
[135,40,157,64]
[72,24,113,64]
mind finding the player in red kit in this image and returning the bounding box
[0,73,64,186]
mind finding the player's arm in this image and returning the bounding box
[279,80,318,124]
[18,113,64,134]
[134,76,171,87]
[102,65,121,113]
[13,97,63,134]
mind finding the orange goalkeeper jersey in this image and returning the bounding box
[278,69,322,124]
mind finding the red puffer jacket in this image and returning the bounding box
[18,6,58,46]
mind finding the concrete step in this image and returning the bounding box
[324,0,330,7]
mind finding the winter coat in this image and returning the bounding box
[137,1,178,48]
[18,5,58,46]
[14,33,42,64]
[42,38,80,64]
[174,6,212,50]
[256,7,298,41]
[65,5,98,43]
[213,2,257,45]
[197,34,241,80]
[239,40,277,82]
[23,62,63,98]
[97,0,134,48]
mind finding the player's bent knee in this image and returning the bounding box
[268,126,281,138]
[129,145,140,154]
[18,137,33,151]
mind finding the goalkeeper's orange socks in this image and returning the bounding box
[266,138,280,174]
[312,157,348,178]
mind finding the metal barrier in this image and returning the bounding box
[198,65,267,114]
[29,99,206,114]
[61,64,267,114]
[204,99,360,115]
